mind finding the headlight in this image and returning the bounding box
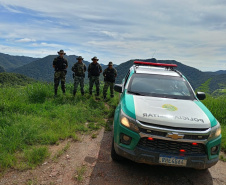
[120,110,139,133]
[209,121,221,140]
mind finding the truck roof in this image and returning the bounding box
[134,66,180,77]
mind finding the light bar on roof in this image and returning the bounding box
[134,61,177,67]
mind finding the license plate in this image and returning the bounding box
[159,155,187,166]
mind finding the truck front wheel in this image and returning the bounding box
[111,137,124,161]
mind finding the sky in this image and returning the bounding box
[0,0,226,71]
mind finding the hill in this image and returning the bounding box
[7,53,226,92]
[12,55,109,83]
[0,52,39,71]
[215,70,226,75]
[0,72,35,86]
[115,58,226,93]
[0,65,5,73]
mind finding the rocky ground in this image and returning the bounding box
[0,128,225,185]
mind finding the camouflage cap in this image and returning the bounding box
[108,61,113,66]
[91,56,99,61]
[57,50,66,55]
[76,56,84,60]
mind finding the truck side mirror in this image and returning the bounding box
[196,92,206,100]
[114,84,122,93]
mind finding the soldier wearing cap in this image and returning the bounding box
[71,56,87,96]
[88,56,102,96]
[52,50,68,96]
[103,62,117,99]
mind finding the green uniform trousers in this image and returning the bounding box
[54,71,66,92]
[73,76,85,94]
[89,76,100,95]
[103,81,114,97]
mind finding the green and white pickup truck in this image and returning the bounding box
[111,61,221,169]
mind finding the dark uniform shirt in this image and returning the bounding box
[103,67,117,83]
[53,56,68,71]
[88,63,102,76]
[72,62,87,77]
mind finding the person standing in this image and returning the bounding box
[103,62,117,99]
[88,56,102,96]
[52,50,68,96]
[71,56,87,96]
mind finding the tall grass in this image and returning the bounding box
[0,82,119,171]
[201,95,226,151]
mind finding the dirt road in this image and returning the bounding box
[89,130,226,185]
[0,128,225,185]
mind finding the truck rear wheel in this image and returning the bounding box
[111,138,124,161]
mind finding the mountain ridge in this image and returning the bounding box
[1,53,225,92]
[115,58,226,92]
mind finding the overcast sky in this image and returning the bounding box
[0,0,226,71]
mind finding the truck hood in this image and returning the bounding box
[133,96,211,129]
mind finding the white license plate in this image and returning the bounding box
[159,155,187,166]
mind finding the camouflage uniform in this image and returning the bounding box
[88,62,102,95]
[103,67,117,98]
[53,56,68,94]
[72,62,86,95]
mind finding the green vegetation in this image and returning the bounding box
[0,65,5,73]
[75,165,86,182]
[0,72,35,86]
[0,82,119,172]
[24,147,49,168]
[198,79,226,151]
[220,155,226,162]
[0,52,38,71]
[201,94,226,151]
[52,142,70,162]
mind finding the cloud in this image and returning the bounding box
[16,38,36,43]
[0,0,226,71]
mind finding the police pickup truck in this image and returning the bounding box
[111,61,221,169]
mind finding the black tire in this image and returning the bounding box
[111,138,124,161]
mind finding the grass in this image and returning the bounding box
[52,142,70,162]
[201,94,226,151]
[24,147,49,168]
[0,80,224,172]
[91,133,97,139]
[0,82,119,172]
[75,165,86,182]
[220,155,226,162]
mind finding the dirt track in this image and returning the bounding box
[90,130,226,185]
[0,128,225,185]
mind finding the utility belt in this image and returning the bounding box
[104,77,115,83]
[90,74,100,77]
[73,73,85,78]
[55,70,67,75]
[55,69,67,72]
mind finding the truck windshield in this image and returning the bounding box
[127,74,195,100]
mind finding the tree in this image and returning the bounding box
[0,65,5,73]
